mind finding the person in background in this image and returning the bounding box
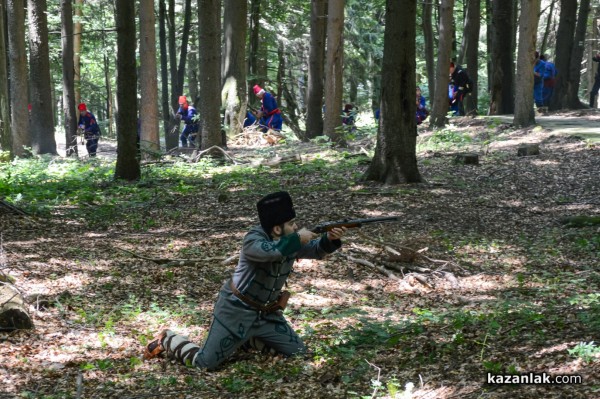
[77,103,101,157]
[253,85,283,132]
[590,53,600,108]
[243,110,257,128]
[449,62,472,116]
[176,96,200,147]
[540,54,557,107]
[342,103,357,132]
[533,52,546,110]
[415,86,429,125]
[143,191,346,370]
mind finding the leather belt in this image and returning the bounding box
[230,281,281,313]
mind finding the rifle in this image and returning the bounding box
[310,216,399,234]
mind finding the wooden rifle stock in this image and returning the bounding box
[310,216,399,234]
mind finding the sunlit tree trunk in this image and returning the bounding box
[430,0,454,128]
[7,0,30,157]
[0,1,12,155]
[305,0,327,140]
[363,0,422,185]
[323,0,345,145]
[513,0,541,127]
[177,0,193,101]
[28,0,57,155]
[139,0,160,152]
[198,0,223,149]
[114,0,140,181]
[73,0,83,106]
[221,0,247,137]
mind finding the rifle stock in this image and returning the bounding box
[310,216,399,234]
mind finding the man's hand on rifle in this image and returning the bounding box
[326,227,346,241]
[297,228,317,245]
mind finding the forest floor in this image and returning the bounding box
[1,110,599,399]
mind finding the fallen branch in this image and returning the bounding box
[116,247,229,267]
[342,253,402,281]
[191,145,240,164]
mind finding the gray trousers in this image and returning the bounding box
[193,310,306,369]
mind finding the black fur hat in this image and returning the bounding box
[257,191,296,233]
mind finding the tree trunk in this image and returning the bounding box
[221,0,247,137]
[101,29,114,138]
[165,0,180,150]
[0,285,33,330]
[73,0,83,106]
[177,0,193,101]
[549,0,577,111]
[0,1,12,155]
[247,0,261,99]
[198,0,223,149]
[159,0,174,149]
[422,0,435,99]
[459,0,481,114]
[489,0,515,115]
[139,0,160,153]
[563,0,590,109]
[188,34,199,104]
[363,0,422,185]
[28,0,57,155]
[513,0,541,127]
[305,0,327,140]
[323,0,345,145]
[61,0,77,157]
[430,0,454,128]
[114,0,140,181]
[7,0,30,157]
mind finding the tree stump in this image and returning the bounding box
[517,143,540,156]
[454,153,479,165]
[0,285,33,330]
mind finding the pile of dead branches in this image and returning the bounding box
[342,231,466,289]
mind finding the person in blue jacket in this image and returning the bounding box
[176,96,200,147]
[533,52,546,109]
[416,86,429,125]
[77,103,101,157]
[143,191,346,370]
[253,85,283,132]
[243,110,257,128]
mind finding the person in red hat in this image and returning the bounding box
[77,103,101,157]
[143,191,346,370]
[253,85,283,132]
[175,95,200,147]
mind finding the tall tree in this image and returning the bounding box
[323,0,345,145]
[7,0,30,157]
[247,0,261,99]
[198,0,223,149]
[549,0,578,110]
[28,0,57,155]
[221,0,247,137]
[165,0,180,150]
[61,0,77,157]
[422,0,435,99]
[0,1,12,155]
[158,0,175,149]
[459,0,481,114]
[305,0,327,140]
[73,0,83,105]
[489,0,516,115]
[139,0,160,153]
[430,0,455,128]
[114,0,140,180]
[176,0,193,99]
[363,0,422,184]
[513,0,541,127]
[558,0,590,109]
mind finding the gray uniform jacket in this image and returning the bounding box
[214,226,342,340]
